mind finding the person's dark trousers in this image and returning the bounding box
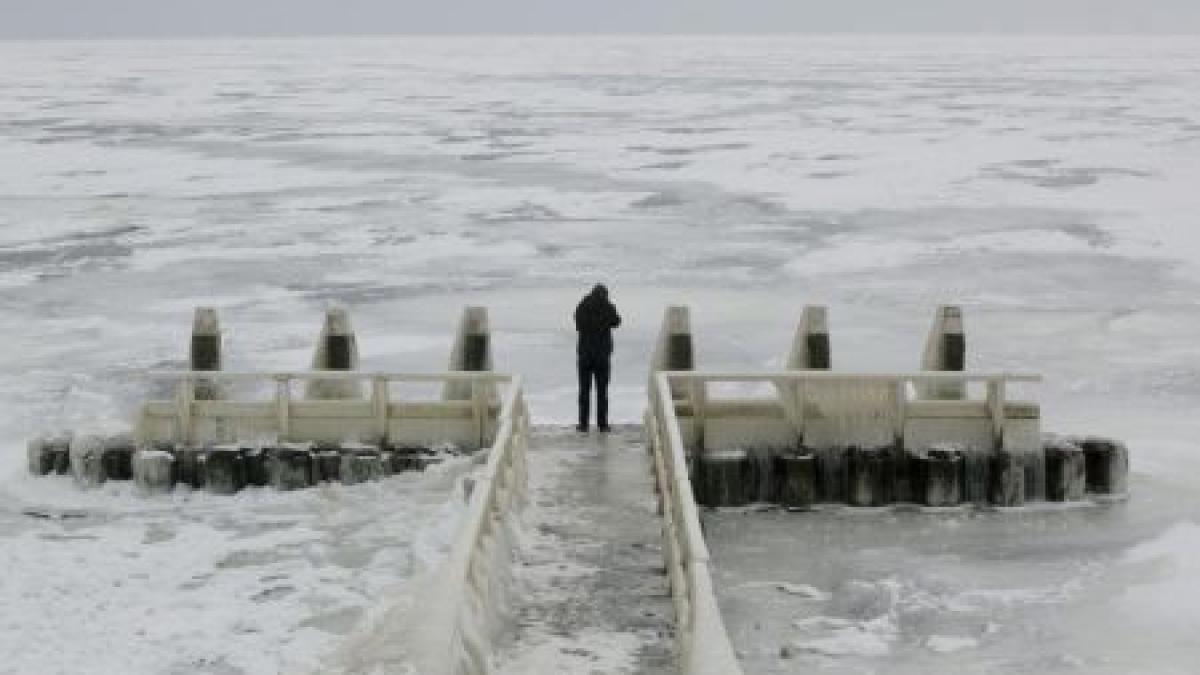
[577,352,611,429]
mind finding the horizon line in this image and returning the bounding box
[4,29,1200,43]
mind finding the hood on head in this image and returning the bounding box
[590,283,608,299]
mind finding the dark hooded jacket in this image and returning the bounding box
[575,285,621,358]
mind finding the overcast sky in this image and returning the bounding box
[3,0,1200,39]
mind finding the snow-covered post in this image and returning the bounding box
[305,308,363,400]
[191,307,223,400]
[648,305,694,400]
[442,306,494,449]
[917,305,966,400]
[787,305,830,370]
[442,306,493,399]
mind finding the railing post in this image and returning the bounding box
[471,378,488,450]
[275,376,291,442]
[372,376,389,444]
[894,378,908,447]
[987,378,1006,451]
[690,378,707,453]
[177,376,194,445]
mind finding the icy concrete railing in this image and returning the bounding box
[666,371,1040,452]
[647,372,746,675]
[408,375,530,675]
[135,371,513,451]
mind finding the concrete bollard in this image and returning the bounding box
[341,446,384,485]
[269,445,313,491]
[313,448,342,483]
[305,308,363,400]
[919,446,964,507]
[242,447,271,486]
[787,306,831,370]
[1045,440,1086,502]
[1079,437,1129,496]
[174,447,207,488]
[191,307,223,400]
[443,306,493,401]
[133,449,175,494]
[101,435,135,481]
[649,306,694,401]
[847,446,891,507]
[205,445,247,495]
[988,448,1026,507]
[917,305,966,400]
[69,435,106,488]
[696,449,748,507]
[776,452,816,509]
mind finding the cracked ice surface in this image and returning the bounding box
[1,35,1199,672]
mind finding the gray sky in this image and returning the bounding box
[3,0,1200,38]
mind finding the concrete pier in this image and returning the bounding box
[27,436,70,476]
[1080,437,1129,495]
[776,452,817,509]
[340,445,384,485]
[989,448,1026,506]
[242,447,271,486]
[133,449,175,493]
[919,446,964,507]
[1045,440,1086,502]
[101,435,135,481]
[269,445,313,491]
[205,445,247,495]
[69,435,106,488]
[847,445,891,507]
[313,448,342,482]
[697,449,749,507]
[174,447,207,488]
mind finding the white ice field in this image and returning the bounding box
[2,35,1200,674]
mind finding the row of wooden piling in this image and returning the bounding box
[693,436,1128,509]
[27,434,447,494]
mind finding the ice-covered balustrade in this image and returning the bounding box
[645,304,746,675]
[27,306,513,495]
[649,306,1130,512]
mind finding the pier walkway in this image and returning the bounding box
[493,426,675,674]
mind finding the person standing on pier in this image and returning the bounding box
[574,284,621,432]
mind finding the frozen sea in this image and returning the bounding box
[1,35,1200,673]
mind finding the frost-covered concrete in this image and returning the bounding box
[494,427,674,674]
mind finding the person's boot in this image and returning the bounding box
[598,422,611,433]
[575,423,588,433]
